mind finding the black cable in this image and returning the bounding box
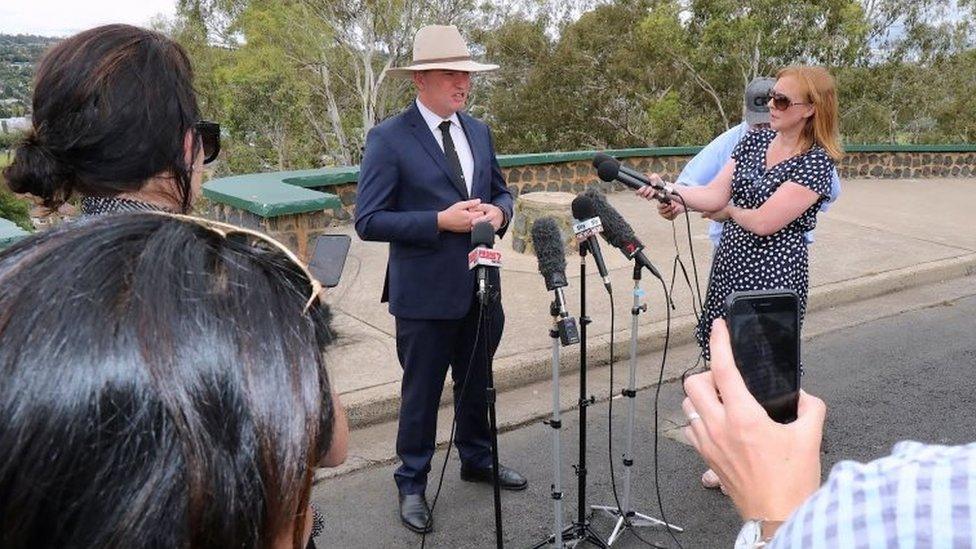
[669,254,701,324]
[680,352,707,387]
[652,275,684,549]
[605,292,627,516]
[665,190,709,379]
[420,299,485,549]
[667,210,700,323]
[669,192,705,314]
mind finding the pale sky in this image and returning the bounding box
[0,0,176,37]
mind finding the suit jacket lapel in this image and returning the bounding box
[406,103,469,199]
[458,113,484,198]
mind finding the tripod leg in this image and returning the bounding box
[631,512,684,532]
[606,516,626,546]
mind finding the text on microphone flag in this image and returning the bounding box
[468,248,503,269]
[572,217,603,242]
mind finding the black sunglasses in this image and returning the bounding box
[195,121,221,164]
[767,91,809,112]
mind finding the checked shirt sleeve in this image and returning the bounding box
[769,441,976,548]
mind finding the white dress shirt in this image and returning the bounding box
[416,98,474,195]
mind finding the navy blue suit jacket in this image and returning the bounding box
[354,102,514,320]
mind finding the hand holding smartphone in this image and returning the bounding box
[724,289,801,423]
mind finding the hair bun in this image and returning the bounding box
[3,133,73,208]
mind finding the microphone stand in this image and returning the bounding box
[478,272,504,549]
[532,300,568,549]
[564,241,607,548]
[591,263,683,545]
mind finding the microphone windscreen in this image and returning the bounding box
[592,152,615,169]
[472,221,495,248]
[596,160,619,182]
[571,194,596,220]
[531,217,568,290]
[582,189,636,249]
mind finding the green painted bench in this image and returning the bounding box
[203,171,342,217]
[0,217,29,250]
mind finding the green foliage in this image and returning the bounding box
[155,0,976,166]
[0,151,33,232]
[0,132,25,150]
[0,35,60,118]
[638,0,869,130]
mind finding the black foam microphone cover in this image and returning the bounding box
[472,221,495,248]
[531,217,568,291]
[571,194,597,221]
[582,189,636,249]
[592,151,615,169]
[596,160,620,183]
[583,189,663,279]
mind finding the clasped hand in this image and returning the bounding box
[437,199,504,233]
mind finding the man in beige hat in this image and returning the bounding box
[355,24,525,534]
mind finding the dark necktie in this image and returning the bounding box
[438,120,467,196]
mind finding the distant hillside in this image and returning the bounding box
[0,34,60,117]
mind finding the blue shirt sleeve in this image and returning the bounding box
[820,168,841,212]
[677,122,748,187]
[677,123,748,247]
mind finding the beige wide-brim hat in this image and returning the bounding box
[388,25,499,76]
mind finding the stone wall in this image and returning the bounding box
[200,148,975,257]
[207,202,337,262]
[837,151,975,179]
[502,156,686,199]
[324,150,976,221]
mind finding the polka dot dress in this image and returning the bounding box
[696,129,834,360]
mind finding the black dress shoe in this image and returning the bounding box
[398,493,432,534]
[460,463,528,491]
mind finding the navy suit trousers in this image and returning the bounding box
[393,296,505,495]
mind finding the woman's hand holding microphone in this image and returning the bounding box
[636,172,730,222]
[635,172,684,219]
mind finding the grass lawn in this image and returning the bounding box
[0,150,10,170]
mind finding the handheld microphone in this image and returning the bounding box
[593,153,666,190]
[530,218,580,346]
[570,195,612,293]
[582,189,663,280]
[469,221,501,303]
[596,159,671,204]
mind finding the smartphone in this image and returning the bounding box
[724,289,801,423]
[308,234,351,288]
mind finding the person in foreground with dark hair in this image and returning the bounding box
[683,319,976,548]
[2,24,219,215]
[0,213,347,548]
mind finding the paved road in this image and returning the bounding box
[313,291,976,548]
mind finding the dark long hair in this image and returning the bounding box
[0,213,335,548]
[3,24,200,212]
